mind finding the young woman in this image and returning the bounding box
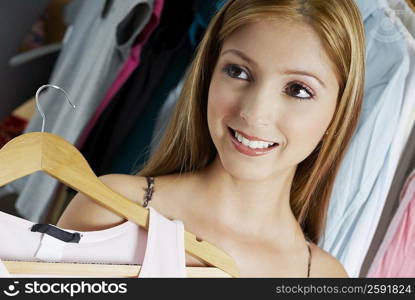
[57,0,365,277]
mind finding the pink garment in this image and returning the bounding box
[0,205,185,278]
[367,169,415,277]
[77,0,164,149]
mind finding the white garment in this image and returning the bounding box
[388,0,415,142]
[0,206,186,278]
[388,0,415,39]
[319,0,411,277]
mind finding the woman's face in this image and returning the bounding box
[207,19,339,180]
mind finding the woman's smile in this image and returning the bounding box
[227,126,280,157]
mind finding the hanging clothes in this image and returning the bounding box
[0,205,186,278]
[150,77,185,156]
[77,0,165,150]
[360,0,415,277]
[0,0,154,223]
[110,38,193,174]
[188,0,228,48]
[318,0,411,277]
[80,0,195,176]
[148,0,228,163]
[366,169,415,277]
[360,117,415,277]
[112,0,231,174]
[0,115,28,148]
[394,0,415,40]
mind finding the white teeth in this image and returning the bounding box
[236,132,243,143]
[248,141,258,149]
[233,130,275,149]
[241,137,250,146]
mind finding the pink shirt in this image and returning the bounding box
[0,205,186,278]
[367,169,415,277]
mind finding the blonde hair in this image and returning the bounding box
[137,0,365,244]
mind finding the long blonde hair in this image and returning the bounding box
[137,0,365,244]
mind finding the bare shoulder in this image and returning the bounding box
[97,173,149,207]
[56,174,148,231]
[308,242,349,278]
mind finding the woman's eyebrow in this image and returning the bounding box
[220,48,327,88]
[221,48,257,66]
[281,69,326,88]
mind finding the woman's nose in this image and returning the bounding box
[240,110,270,127]
[239,87,277,127]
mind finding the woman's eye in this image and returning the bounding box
[223,64,249,80]
[285,82,314,100]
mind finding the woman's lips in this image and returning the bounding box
[228,127,279,157]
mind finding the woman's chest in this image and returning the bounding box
[183,243,311,278]
[146,182,311,277]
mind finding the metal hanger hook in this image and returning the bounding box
[35,84,76,132]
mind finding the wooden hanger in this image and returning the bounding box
[0,85,239,278]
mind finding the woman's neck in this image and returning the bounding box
[188,156,304,247]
